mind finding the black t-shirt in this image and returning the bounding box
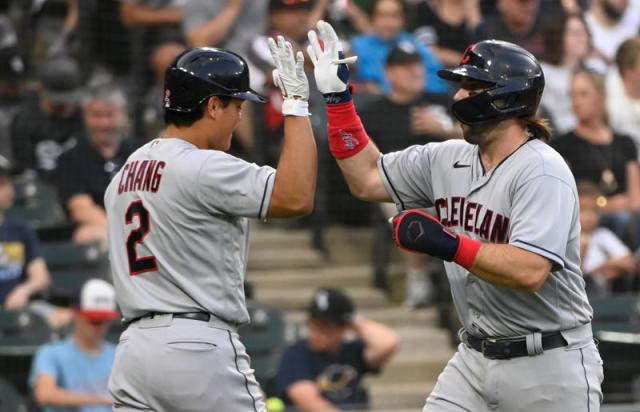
[0,221,41,305]
[409,2,473,54]
[10,93,84,175]
[360,93,454,154]
[276,340,378,409]
[474,13,547,58]
[551,131,637,196]
[55,137,139,208]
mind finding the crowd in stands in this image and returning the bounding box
[0,0,639,410]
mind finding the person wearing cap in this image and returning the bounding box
[29,279,118,412]
[275,288,398,411]
[350,0,448,95]
[361,43,460,305]
[0,156,51,311]
[55,83,139,244]
[10,55,85,177]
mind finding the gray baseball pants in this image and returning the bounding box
[424,323,603,412]
[109,314,265,412]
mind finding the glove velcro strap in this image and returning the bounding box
[282,99,310,117]
[326,101,370,159]
[453,235,481,270]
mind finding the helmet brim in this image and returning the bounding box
[232,89,267,103]
[437,65,496,85]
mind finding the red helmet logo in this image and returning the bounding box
[460,44,477,64]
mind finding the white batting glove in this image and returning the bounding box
[307,20,357,103]
[268,35,310,116]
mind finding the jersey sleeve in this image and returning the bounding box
[378,144,435,210]
[197,153,275,219]
[509,175,577,271]
[21,224,42,263]
[28,345,58,388]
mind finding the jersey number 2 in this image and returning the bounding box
[125,201,158,275]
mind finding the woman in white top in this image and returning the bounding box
[540,11,606,136]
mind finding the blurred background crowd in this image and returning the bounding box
[1,0,640,411]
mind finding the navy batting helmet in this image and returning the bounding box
[164,47,266,113]
[437,40,545,125]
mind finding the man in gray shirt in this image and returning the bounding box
[106,40,315,411]
[308,20,603,412]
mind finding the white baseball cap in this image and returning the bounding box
[76,279,119,321]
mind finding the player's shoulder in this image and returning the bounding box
[519,139,575,185]
[430,139,475,159]
[36,338,72,358]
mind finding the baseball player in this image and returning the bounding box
[105,39,315,411]
[307,21,603,412]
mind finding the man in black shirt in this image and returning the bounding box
[10,56,85,178]
[276,288,398,411]
[56,84,138,244]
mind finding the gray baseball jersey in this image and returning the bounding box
[379,138,593,337]
[104,137,275,325]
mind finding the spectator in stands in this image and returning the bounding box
[120,0,184,41]
[351,0,448,95]
[276,288,398,411]
[607,37,640,151]
[408,0,481,67]
[578,180,636,295]
[360,44,459,302]
[143,42,186,139]
[56,84,139,244]
[183,0,267,57]
[552,69,640,234]
[10,56,84,178]
[0,156,51,310]
[76,0,132,82]
[29,278,118,412]
[246,0,332,166]
[585,0,640,63]
[0,44,27,163]
[474,0,550,58]
[540,12,605,136]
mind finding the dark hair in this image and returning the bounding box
[519,117,552,143]
[541,12,590,66]
[164,95,232,127]
[367,0,407,18]
[616,37,640,76]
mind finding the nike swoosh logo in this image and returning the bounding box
[453,161,471,168]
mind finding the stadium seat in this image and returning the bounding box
[596,331,640,403]
[7,178,67,231]
[589,294,640,335]
[42,242,111,305]
[240,301,289,397]
[0,377,28,412]
[0,312,55,395]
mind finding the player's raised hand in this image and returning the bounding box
[268,36,309,101]
[307,20,357,104]
[268,35,310,116]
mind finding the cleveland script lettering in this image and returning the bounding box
[434,197,510,243]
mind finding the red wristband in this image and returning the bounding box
[326,101,370,159]
[453,235,481,270]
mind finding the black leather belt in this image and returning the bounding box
[125,312,211,327]
[465,332,567,360]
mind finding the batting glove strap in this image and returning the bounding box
[326,100,370,159]
[392,209,481,269]
[282,98,310,117]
